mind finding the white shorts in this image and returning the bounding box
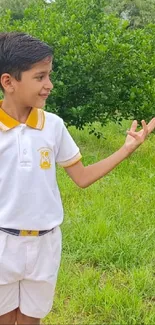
[0,226,62,318]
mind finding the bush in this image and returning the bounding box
[0,0,155,129]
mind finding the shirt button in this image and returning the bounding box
[23,149,27,155]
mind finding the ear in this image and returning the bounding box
[0,73,15,93]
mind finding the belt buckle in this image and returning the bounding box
[20,230,39,236]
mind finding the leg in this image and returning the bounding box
[19,228,62,320]
[0,309,17,325]
[17,308,40,325]
[0,232,22,322]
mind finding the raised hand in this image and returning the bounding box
[124,118,155,154]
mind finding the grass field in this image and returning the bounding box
[43,121,155,325]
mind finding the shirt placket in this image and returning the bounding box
[18,125,32,168]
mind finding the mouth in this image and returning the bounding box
[39,94,50,99]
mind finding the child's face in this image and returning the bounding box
[7,57,53,108]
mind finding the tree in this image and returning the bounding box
[104,0,155,28]
[0,0,46,20]
[0,0,155,130]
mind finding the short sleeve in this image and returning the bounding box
[56,121,82,167]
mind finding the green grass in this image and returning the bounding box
[43,121,155,325]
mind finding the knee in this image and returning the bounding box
[17,309,40,324]
[0,309,17,325]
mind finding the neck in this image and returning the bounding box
[1,98,32,123]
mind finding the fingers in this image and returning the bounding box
[130,120,137,132]
[126,130,139,140]
[141,120,148,137]
[127,119,148,141]
[126,118,155,147]
[147,117,155,134]
[129,118,155,134]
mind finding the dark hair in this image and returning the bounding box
[0,32,53,88]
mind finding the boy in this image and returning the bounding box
[0,32,154,325]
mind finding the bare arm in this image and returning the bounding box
[65,118,155,188]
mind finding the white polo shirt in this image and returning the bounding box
[0,101,81,230]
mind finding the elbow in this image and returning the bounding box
[77,183,87,189]
[76,179,90,189]
[72,167,91,188]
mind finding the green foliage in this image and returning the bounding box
[0,0,155,130]
[0,0,46,20]
[104,0,155,28]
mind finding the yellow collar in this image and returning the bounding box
[0,100,45,131]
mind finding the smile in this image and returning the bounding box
[40,94,49,99]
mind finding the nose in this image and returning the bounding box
[45,77,53,91]
[49,79,54,90]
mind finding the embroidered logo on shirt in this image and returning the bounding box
[38,147,52,169]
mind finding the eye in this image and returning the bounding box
[36,75,44,81]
